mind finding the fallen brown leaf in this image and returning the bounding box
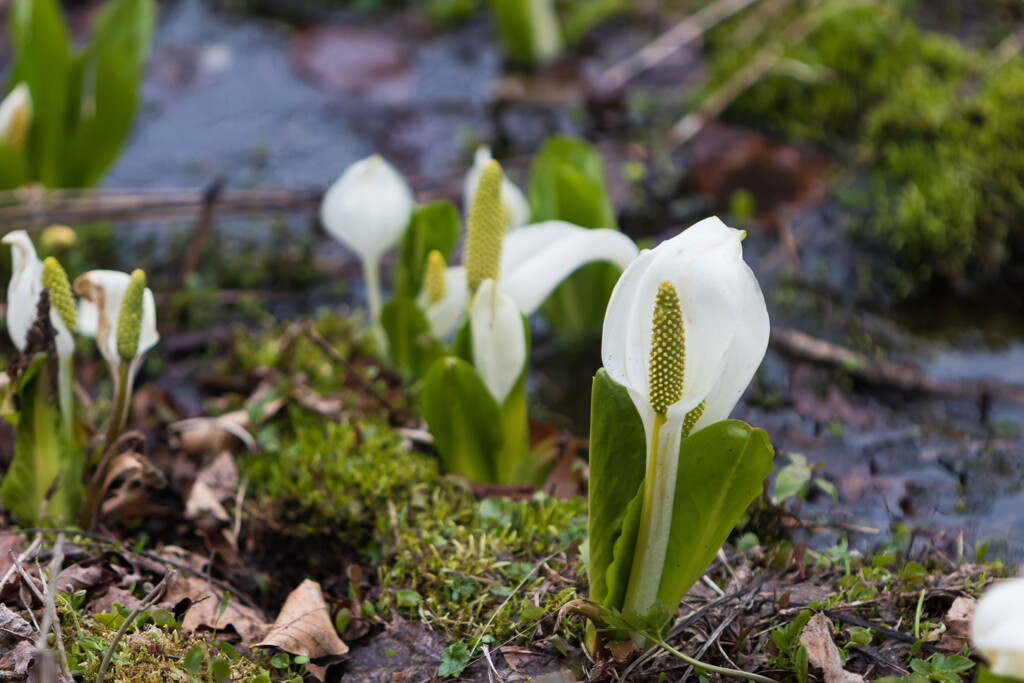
[165,574,268,646]
[255,579,347,661]
[937,596,975,652]
[800,613,866,683]
[0,605,32,646]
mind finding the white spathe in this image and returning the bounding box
[431,220,639,338]
[463,147,531,232]
[470,279,527,405]
[76,270,159,388]
[0,83,31,148]
[320,154,414,263]
[2,230,74,359]
[418,266,470,340]
[972,578,1024,679]
[602,215,769,616]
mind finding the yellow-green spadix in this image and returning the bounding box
[74,269,159,389]
[430,220,640,339]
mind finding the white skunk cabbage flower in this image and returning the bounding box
[470,278,527,404]
[430,220,638,339]
[75,270,159,388]
[320,154,414,347]
[463,147,531,232]
[602,216,769,615]
[972,578,1024,679]
[3,230,74,359]
[418,251,469,340]
[0,83,31,150]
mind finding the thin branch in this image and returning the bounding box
[96,570,175,683]
[602,0,763,91]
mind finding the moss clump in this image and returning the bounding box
[62,607,289,682]
[241,406,586,642]
[705,2,1024,297]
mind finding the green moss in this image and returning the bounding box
[60,604,290,682]
[241,404,586,642]
[704,1,1024,297]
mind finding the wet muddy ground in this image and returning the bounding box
[93,0,1024,564]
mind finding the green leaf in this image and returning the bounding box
[795,642,809,683]
[530,135,621,341]
[381,297,445,380]
[63,0,155,187]
[0,357,83,525]
[585,369,646,608]
[396,589,422,609]
[438,641,472,678]
[488,0,562,65]
[603,484,643,613]
[774,455,812,502]
[978,666,1019,683]
[529,135,616,228]
[9,0,71,185]
[421,357,504,483]
[656,420,773,612]
[395,201,460,299]
[183,644,205,675]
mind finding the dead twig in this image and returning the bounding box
[300,320,394,417]
[602,0,763,91]
[769,327,1024,403]
[179,177,225,287]
[96,569,175,683]
[667,0,874,147]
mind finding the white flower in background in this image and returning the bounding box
[972,578,1024,679]
[463,147,531,232]
[601,215,769,617]
[429,220,639,339]
[2,230,74,359]
[320,154,414,348]
[0,83,31,150]
[470,278,526,404]
[75,270,159,389]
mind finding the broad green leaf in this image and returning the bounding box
[529,135,617,229]
[395,201,460,299]
[0,357,83,525]
[529,135,621,341]
[603,484,643,612]
[64,0,155,186]
[421,357,504,483]
[0,143,29,191]
[9,0,70,186]
[586,369,646,608]
[488,0,562,65]
[656,420,773,611]
[381,297,445,380]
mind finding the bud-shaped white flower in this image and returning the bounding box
[463,147,531,232]
[75,270,159,389]
[320,155,414,349]
[601,216,769,617]
[0,84,31,150]
[972,578,1024,679]
[2,231,74,359]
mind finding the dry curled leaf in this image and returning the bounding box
[937,596,975,652]
[255,579,348,660]
[0,605,32,645]
[800,613,866,683]
[165,574,268,646]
